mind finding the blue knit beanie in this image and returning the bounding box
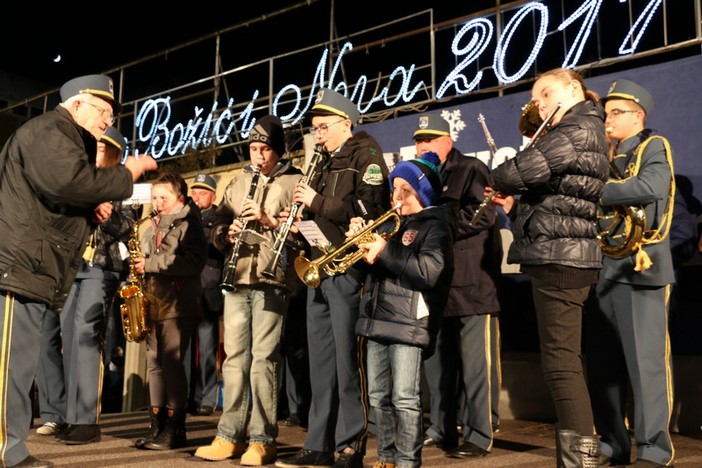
[389,152,443,207]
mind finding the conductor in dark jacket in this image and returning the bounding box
[0,74,156,468]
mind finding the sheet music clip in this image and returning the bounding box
[295,220,332,250]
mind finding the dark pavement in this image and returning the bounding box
[26,411,702,467]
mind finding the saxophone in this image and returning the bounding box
[119,209,158,343]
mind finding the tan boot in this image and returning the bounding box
[240,442,277,466]
[373,462,396,468]
[194,437,247,461]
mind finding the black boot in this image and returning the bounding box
[135,406,166,449]
[556,430,601,468]
[142,408,187,450]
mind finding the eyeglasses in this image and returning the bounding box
[606,108,638,119]
[80,100,116,124]
[309,119,346,134]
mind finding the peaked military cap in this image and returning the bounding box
[308,88,360,124]
[413,114,451,140]
[602,79,654,115]
[60,74,122,113]
[100,126,126,152]
[191,173,217,192]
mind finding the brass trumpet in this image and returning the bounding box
[294,203,402,288]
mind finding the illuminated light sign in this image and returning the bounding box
[132,0,672,158]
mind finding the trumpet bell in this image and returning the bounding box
[295,256,321,288]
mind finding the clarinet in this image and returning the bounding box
[220,164,262,292]
[478,113,499,170]
[470,103,561,226]
[262,143,326,279]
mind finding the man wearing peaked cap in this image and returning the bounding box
[586,77,676,467]
[413,113,503,461]
[185,172,224,423]
[309,88,361,124]
[0,73,156,467]
[275,89,390,468]
[60,74,122,114]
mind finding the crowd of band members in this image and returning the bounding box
[3,68,692,468]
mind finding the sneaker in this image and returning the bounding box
[334,450,363,468]
[194,437,247,461]
[241,442,277,465]
[373,462,396,468]
[274,449,334,467]
[58,424,101,445]
[36,422,68,436]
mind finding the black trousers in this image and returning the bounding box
[531,277,594,434]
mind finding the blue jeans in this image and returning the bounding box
[216,285,287,445]
[367,339,423,468]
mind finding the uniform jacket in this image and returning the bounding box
[0,105,134,311]
[490,100,610,269]
[356,204,455,357]
[200,204,224,315]
[213,159,303,290]
[439,147,501,317]
[142,201,207,321]
[305,131,390,280]
[599,130,675,286]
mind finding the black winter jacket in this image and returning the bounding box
[356,204,455,358]
[0,106,134,310]
[490,100,609,269]
[439,148,501,316]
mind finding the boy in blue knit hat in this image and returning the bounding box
[349,152,455,468]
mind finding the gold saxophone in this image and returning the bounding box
[119,209,158,342]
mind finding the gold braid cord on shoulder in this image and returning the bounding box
[607,135,676,271]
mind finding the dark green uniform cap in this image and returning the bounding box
[602,79,654,115]
[100,126,126,152]
[60,74,122,113]
[413,114,450,140]
[308,88,360,124]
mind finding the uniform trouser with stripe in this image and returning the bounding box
[424,314,494,451]
[0,292,46,467]
[304,273,368,454]
[586,280,675,466]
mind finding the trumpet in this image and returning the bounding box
[470,102,562,226]
[294,203,402,288]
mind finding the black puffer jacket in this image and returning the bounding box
[356,204,455,358]
[0,106,134,310]
[490,100,609,268]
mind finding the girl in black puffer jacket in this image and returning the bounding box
[489,68,609,467]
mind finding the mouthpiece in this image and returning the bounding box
[606,127,614,134]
